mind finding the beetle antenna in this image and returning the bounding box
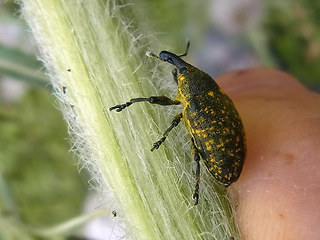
[178,40,190,57]
[146,51,160,59]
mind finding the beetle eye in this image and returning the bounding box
[179,67,187,74]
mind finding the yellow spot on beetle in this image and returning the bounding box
[208,91,214,97]
[216,141,224,148]
[179,76,186,81]
[205,139,214,150]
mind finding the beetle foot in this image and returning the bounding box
[193,192,199,205]
[151,137,166,151]
[109,102,133,112]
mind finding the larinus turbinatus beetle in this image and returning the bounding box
[110,42,246,205]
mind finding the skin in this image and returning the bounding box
[215,67,320,240]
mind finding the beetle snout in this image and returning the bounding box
[159,51,188,70]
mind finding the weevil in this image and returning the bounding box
[110,42,246,205]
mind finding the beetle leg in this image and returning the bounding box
[191,138,201,205]
[172,68,178,84]
[151,113,182,151]
[110,96,181,112]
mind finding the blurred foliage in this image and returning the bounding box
[1,1,88,234]
[130,0,209,50]
[264,0,320,90]
[0,0,49,88]
[0,44,49,88]
[0,88,88,226]
[0,0,19,14]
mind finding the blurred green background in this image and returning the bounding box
[1,0,319,239]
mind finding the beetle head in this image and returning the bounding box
[159,51,188,73]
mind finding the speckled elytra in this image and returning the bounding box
[110,42,246,205]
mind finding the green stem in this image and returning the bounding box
[20,0,239,239]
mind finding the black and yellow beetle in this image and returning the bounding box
[110,42,246,205]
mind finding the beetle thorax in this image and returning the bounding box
[175,72,192,105]
[175,66,218,105]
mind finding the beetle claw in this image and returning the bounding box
[193,192,199,205]
[151,137,166,151]
[109,102,133,112]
